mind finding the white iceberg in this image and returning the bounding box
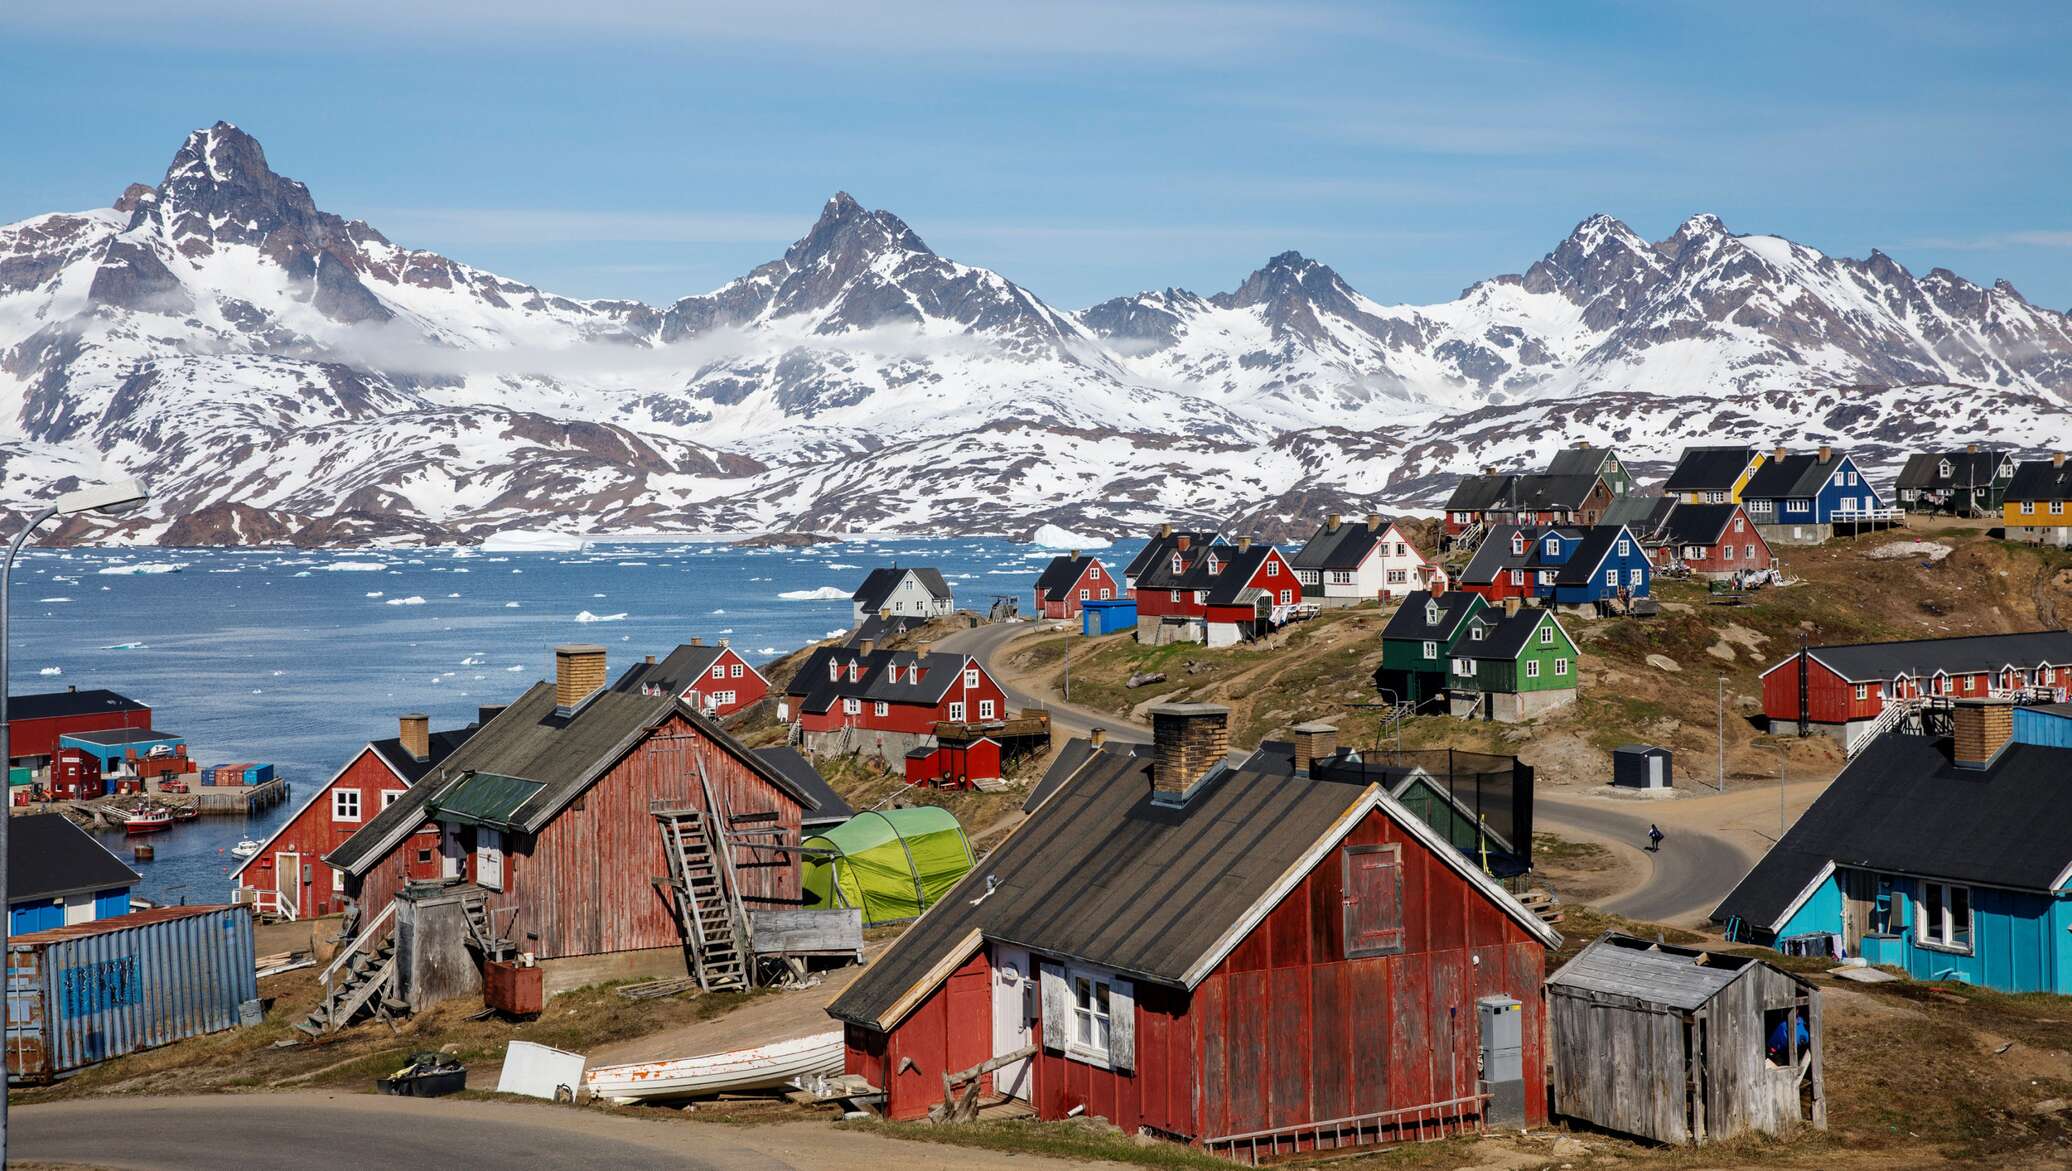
[576,610,627,623]
[37,666,61,676]
[38,597,70,603]
[778,586,850,601]
[319,561,387,572]
[96,562,188,576]
[385,596,428,606]
[1028,523,1111,550]
[482,529,589,553]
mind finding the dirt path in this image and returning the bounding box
[586,949,882,1067]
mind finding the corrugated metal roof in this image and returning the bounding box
[9,903,236,947]
[432,771,546,829]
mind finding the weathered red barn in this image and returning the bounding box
[1033,553,1116,619]
[783,641,1008,765]
[1654,503,1772,580]
[659,639,770,718]
[4,688,150,769]
[231,713,480,920]
[904,736,1002,788]
[1759,630,2072,745]
[45,748,104,801]
[829,705,1560,1160]
[327,645,822,981]
[1132,538,1301,646]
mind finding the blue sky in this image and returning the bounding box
[6,1,2070,310]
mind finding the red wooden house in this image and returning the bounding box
[1033,553,1115,619]
[45,748,104,801]
[3,687,150,772]
[828,705,1560,1160]
[782,640,1008,766]
[1653,502,1772,580]
[232,712,480,921]
[1759,630,2072,746]
[651,639,768,718]
[327,645,823,987]
[1133,537,1301,646]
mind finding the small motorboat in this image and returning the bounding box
[230,838,263,859]
[123,807,173,835]
[172,805,199,822]
[584,1031,844,1104]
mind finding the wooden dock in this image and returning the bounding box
[193,778,288,815]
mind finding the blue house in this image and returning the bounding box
[1739,445,1893,544]
[1458,523,1647,609]
[8,813,138,934]
[58,727,185,775]
[1549,524,1650,608]
[1715,699,2072,995]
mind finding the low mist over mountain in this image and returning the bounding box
[4,123,2070,545]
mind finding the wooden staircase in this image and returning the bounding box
[1516,888,1563,927]
[298,900,403,1036]
[656,807,751,992]
[460,890,517,963]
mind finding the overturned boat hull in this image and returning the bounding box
[584,1031,844,1103]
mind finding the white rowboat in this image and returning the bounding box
[584,1031,844,1104]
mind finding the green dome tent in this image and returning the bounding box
[801,807,976,926]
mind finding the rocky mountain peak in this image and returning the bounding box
[1518,212,1666,329]
[784,190,933,271]
[1213,250,1351,312]
[1658,212,1729,261]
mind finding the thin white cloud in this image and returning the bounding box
[361,207,803,247]
[1908,231,2072,251]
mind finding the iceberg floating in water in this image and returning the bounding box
[97,562,188,575]
[37,667,61,676]
[38,597,70,603]
[99,642,147,651]
[319,561,387,572]
[1028,523,1111,550]
[482,529,589,553]
[778,586,849,601]
[504,602,521,609]
[385,596,428,606]
[576,610,628,623]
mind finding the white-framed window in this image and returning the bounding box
[1070,971,1116,1064]
[1509,534,1524,555]
[730,663,744,678]
[1509,569,1523,586]
[1554,657,1569,676]
[1733,518,1744,532]
[1387,569,1407,584]
[1963,675,1976,693]
[1279,589,1293,604]
[331,788,362,823]
[874,701,888,717]
[1749,499,1771,515]
[1604,569,1617,587]
[979,699,996,719]
[1194,590,1208,605]
[1470,625,1486,641]
[1745,544,1756,559]
[829,661,840,681]
[1855,684,1868,701]
[1424,602,1440,625]
[1170,590,1181,602]
[1539,625,1554,645]
[2054,502,2066,516]
[710,665,725,679]
[1266,560,1278,577]
[382,790,402,809]
[2021,501,2036,515]
[948,701,966,721]
[1617,539,1630,556]
[1916,881,1972,953]
[847,662,859,682]
[1171,554,1183,573]
[332,867,345,893]
[1099,588,1111,599]
[1089,566,1101,580]
[1422,640,1438,659]
[1538,570,1555,584]
[1525,659,1541,678]
[1079,589,1090,600]
[843,698,861,715]
[1452,657,1471,675]
[1722,544,1735,561]
[964,668,980,688]
[1629,568,1644,586]
[1545,537,1560,555]
[714,691,736,706]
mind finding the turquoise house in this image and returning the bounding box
[1714,699,2072,995]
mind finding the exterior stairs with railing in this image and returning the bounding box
[654,806,751,992]
[297,900,403,1036]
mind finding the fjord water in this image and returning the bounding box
[7,538,1038,904]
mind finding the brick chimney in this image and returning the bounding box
[1069,548,1079,560]
[916,643,931,661]
[1159,523,1174,539]
[1966,442,1980,454]
[399,713,430,762]
[1291,721,1339,777]
[1772,445,1788,461]
[644,654,657,665]
[1366,513,1382,531]
[1817,445,1833,464]
[1952,699,2014,770]
[1149,703,1230,798]
[1327,513,1343,532]
[1237,536,1253,552]
[1482,464,1499,475]
[1503,597,1521,617]
[1431,576,1447,597]
[2055,452,2067,468]
[858,638,877,657]
[1176,534,1192,552]
[555,644,608,713]
[1089,727,1106,748]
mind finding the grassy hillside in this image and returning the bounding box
[1004,521,2072,787]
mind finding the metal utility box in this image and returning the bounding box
[1612,744,1673,789]
[5,905,258,1083]
[1478,994,1525,1129]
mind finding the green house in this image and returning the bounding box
[1447,604,1579,723]
[1379,589,1487,706]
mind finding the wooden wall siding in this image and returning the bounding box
[1551,965,1821,1146]
[1029,977,1195,1136]
[357,824,446,922]
[242,748,408,919]
[486,715,804,961]
[1192,807,1548,1147]
[843,951,993,1121]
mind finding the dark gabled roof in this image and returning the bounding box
[1132,534,1222,590]
[1122,530,1222,581]
[330,662,812,871]
[847,613,926,647]
[1021,737,1152,813]
[623,643,725,693]
[1458,524,1588,584]
[1179,544,1282,606]
[1897,450,2007,491]
[1783,630,2072,683]
[852,567,952,612]
[1713,733,2072,930]
[1457,607,1561,661]
[1658,502,1741,547]
[6,688,148,723]
[1290,518,1389,571]
[1742,452,1846,501]
[1035,555,1098,601]
[1552,525,1635,585]
[1380,589,1483,642]
[1443,473,1514,512]
[1600,495,1677,540]
[831,746,1558,1029]
[59,727,177,746]
[785,645,973,712]
[2007,458,2072,503]
[1663,446,1755,493]
[1505,473,1603,511]
[369,725,480,786]
[752,746,854,826]
[9,813,138,903]
[1545,446,1617,478]
[1549,934,1773,1010]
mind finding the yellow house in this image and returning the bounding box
[1664,445,1768,505]
[2004,453,2072,546]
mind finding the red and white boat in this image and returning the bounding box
[123,807,173,835]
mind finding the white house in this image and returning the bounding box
[1290,513,1446,606]
[850,567,955,624]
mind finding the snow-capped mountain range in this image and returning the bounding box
[3,122,2070,545]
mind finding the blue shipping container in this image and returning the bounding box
[1082,598,1138,636]
[243,763,275,785]
[5,905,258,1082]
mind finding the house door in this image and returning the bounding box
[441,823,466,879]
[991,945,1036,1101]
[477,828,505,890]
[275,851,301,920]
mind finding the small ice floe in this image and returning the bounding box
[366,591,384,598]
[100,642,147,650]
[97,562,188,575]
[38,667,61,676]
[778,586,848,601]
[711,608,726,615]
[504,602,520,608]
[756,646,778,655]
[38,597,70,603]
[576,610,628,623]
[446,592,461,598]
[386,596,427,606]
[319,561,386,572]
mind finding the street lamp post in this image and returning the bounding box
[0,478,148,1159]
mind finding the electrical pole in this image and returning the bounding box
[1777,743,1787,840]
[1717,676,1726,793]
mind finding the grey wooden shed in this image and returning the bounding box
[1547,933,1825,1146]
